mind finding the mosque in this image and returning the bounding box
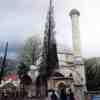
[28,0,87,100]
[46,9,86,100]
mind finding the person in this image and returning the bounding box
[68,88,75,100]
[55,90,61,100]
[60,89,67,100]
[51,90,58,100]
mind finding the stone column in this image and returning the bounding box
[69,9,81,57]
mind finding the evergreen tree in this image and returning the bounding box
[36,0,59,96]
[84,58,100,91]
[17,62,29,78]
[39,0,58,76]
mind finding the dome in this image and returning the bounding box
[69,9,80,16]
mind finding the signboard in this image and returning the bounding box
[92,95,100,100]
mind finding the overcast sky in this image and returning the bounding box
[0,0,100,58]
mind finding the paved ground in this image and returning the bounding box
[24,97,48,100]
[0,97,48,100]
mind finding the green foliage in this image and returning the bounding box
[84,57,100,90]
[17,62,32,95]
[17,62,29,78]
[18,35,41,66]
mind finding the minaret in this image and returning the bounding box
[69,8,86,81]
[69,9,81,58]
[69,9,86,99]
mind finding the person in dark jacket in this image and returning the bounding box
[60,89,67,100]
[51,90,58,100]
[69,88,75,100]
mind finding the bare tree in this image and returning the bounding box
[0,42,8,84]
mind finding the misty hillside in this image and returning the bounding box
[0,58,18,75]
